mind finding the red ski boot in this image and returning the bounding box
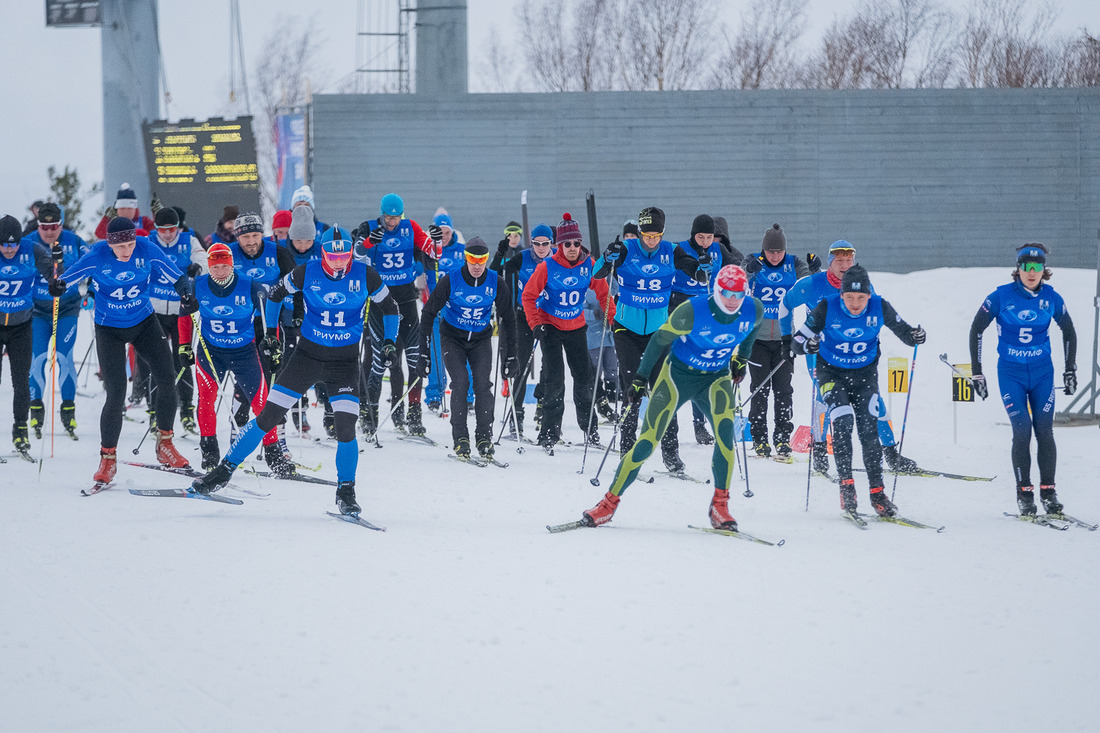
[155,430,190,469]
[94,447,117,483]
[582,492,621,527]
[709,488,738,530]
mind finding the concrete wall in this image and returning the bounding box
[311,88,1099,271]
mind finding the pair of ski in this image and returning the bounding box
[1003,512,1098,531]
[842,510,945,531]
[546,520,783,546]
[447,453,510,469]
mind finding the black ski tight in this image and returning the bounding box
[97,316,178,448]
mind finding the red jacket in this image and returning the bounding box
[523,247,614,332]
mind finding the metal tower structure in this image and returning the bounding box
[356,0,413,93]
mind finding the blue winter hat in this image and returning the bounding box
[380,193,404,217]
[320,225,352,252]
[433,213,453,229]
[828,239,855,264]
[1016,243,1047,266]
[106,216,137,244]
[531,223,554,243]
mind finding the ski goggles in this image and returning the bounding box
[322,248,354,269]
[1019,261,1045,272]
[465,250,491,265]
[38,223,62,232]
[716,286,747,301]
[503,225,523,236]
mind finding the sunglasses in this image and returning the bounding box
[1020,262,1044,272]
[560,241,582,248]
[38,223,62,232]
[532,239,553,246]
[718,288,746,300]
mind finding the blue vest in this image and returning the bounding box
[438,242,466,278]
[285,241,321,267]
[671,296,757,372]
[368,218,417,286]
[300,260,371,347]
[443,269,498,332]
[536,257,592,320]
[672,241,722,297]
[615,239,677,309]
[515,249,545,306]
[0,242,39,315]
[987,282,1065,364]
[61,239,182,328]
[148,230,194,301]
[231,239,281,291]
[196,274,256,349]
[26,229,85,306]
[818,294,884,369]
[748,253,800,319]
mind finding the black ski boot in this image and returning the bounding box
[199,435,221,471]
[180,409,198,435]
[407,401,426,436]
[884,444,918,473]
[753,439,772,458]
[335,481,360,515]
[477,438,495,460]
[1016,485,1037,516]
[323,409,336,439]
[694,418,714,445]
[597,396,618,422]
[390,400,407,430]
[586,427,601,447]
[454,436,472,459]
[775,442,793,459]
[13,422,30,456]
[812,441,830,475]
[291,405,311,436]
[30,400,45,439]
[191,459,237,495]
[870,487,897,517]
[1039,485,1063,514]
[661,432,685,473]
[360,403,378,437]
[264,441,297,478]
[839,478,858,512]
[60,400,77,438]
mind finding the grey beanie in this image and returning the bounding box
[288,204,316,241]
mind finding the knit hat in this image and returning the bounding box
[433,213,454,230]
[220,205,240,225]
[106,216,137,244]
[623,220,640,238]
[37,202,63,224]
[380,193,403,217]
[638,206,665,235]
[206,242,234,266]
[841,264,871,294]
[713,216,730,245]
[154,207,180,228]
[0,215,22,244]
[171,206,188,227]
[1016,243,1048,266]
[114,183,138,210]
[464,237,490,262]
[690,214,715,238]
[234,212,264,236]
[288,205,315,241]
[272,210,293,230]
[291,185,315,208]
[762,223,786,252]
[556,213,581,243]
[531,224,554,243]
[504,221,523,236]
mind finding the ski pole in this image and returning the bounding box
[370,375,423,444]
[736,358,788,411]
[805,374,818,512]
[494,346,538,446]
[579,304,612,475]
[938,353,975,385]
[588,400,637,487]
[891,342,919,502]
[734,381,753,498]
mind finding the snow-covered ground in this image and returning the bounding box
[2,267,1098,732]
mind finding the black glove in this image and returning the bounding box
[532,324,548,341]
[731,358,747,384]
[178,291,199,315]
[51,245,65,263]
[104,205,118,221]
[150,192,163,214]
[972,373,989,400]
[807,253,822,274]
[497,237,510,255]
[782,335,793,359]
[380,339,397,368]
[502,354,520,379]
[48,279,67,297]
[804,335,820,355]
[418,350,431,379]
[629,376,648,405]
[369,227,384,246]
[292,294,305,328]
[354,221,372,246]
[428,224,444,242]
[604,237,626,263]
[743,255,764,275]
[178,344,194,367]
[1064,368,1077,396]
[910,326,926,345]
[261,331,283,369]
[186,263,202,278]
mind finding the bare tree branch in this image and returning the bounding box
[712,0,808,89]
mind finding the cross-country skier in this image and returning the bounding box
[178,243,290,474]
[47,217,195,484]
[419,238,517,460]
[93,183,154,240]
[791,264,926,517]
[969,244,1076,516]
[424,213,473,413]
[742,223,809,459]
[280,204,327,436]
[192,226,399,515]
[23,202,88,439]
[0,215,40,457]
[582,265,762,529]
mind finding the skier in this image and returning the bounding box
[791,264,925,517]
[742,223,809,459]
[271,209,293,242]
[419,238,518,459]
[280,204,327,436]
[192,225,399,515]
[356,193,442,439]
[206,206,239,247]
[23,202,88,439]
[491,223,555,439]
[582,265,762,529]
[47,218,195,484]
[780,240,916,474]
[93,183,155,240]
[969,244,1076,516]
[0,215,39,457]
[423,212,473,413]
[178,243,291,474]
[289,185,330,239]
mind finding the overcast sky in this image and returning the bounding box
[0,0,1093,227]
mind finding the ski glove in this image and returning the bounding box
[48,278,67,297]
[51,245,65,263]
[497,237,511,255]
[1064,368,1077,396]
[972,374,989,400]
[418,351,431,379]
[502,354,520,379]
[186,263,202,278]
[261,333,283,369]
[731,358,747,384]
[428,224,444,243]
[604,237,626,263]
[178,291,199,315]
[532,324,548,341]
[104,205,118,221]
[292,294,305,328]
[799,334,821,355]
[380,339,397,368]
[629,376,648,405]
[178,344,194,367]
[742,255,764,275]
[910,326,926,344]
[150,193,163,214]
[369,227,385,246]
[807,253,822,274]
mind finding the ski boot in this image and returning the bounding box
[427,400,441,414]
[192,459,237,495]
[360,403,378,437]
[323,409,336,439]
[1016,485,1037,515]
[179,410,198,435]
[60,400,77,439]
[582,491,620,527]
[694,418,714,445]
[264,441,297,478]
[30,400,45,439]
[774,442,793,459]
[94,447,118,484]
[533,402,544,434]
[812,441,830,475]
[291,402,311,435]
[884,444,918,473]
[199,435,221,471]
[1039,485,1062,514]
[596,396,618,422]
[661,432,685,473]
[477,438,495,461]
[407,401,426,437]
[869,486,897,517]
[390,400,407,430]
[13,422,30,457]
[753,439,772,458]
[709,488,738,530]
[454,436,472,460]
[586,427,601,447]
[155,430,190,469]
[335,481,360,515]
[839,478,858,513]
